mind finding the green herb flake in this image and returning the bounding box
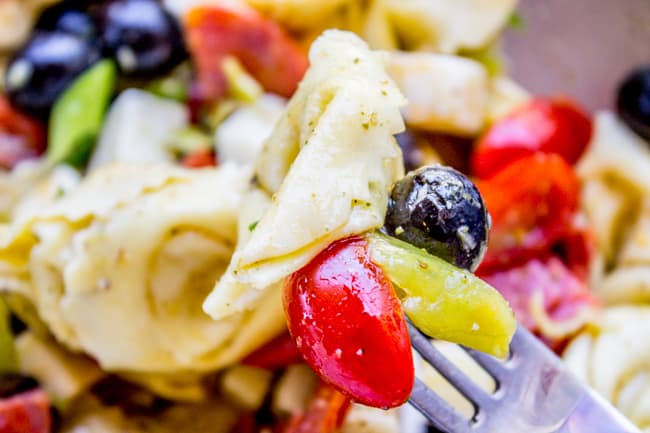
[508,12,525,30]
[248,220,259,232]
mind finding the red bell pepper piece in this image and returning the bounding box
[282,382,351,433]
[0,389,51,433]
[181,148,217,168]
[242,332,302,370]
[472,98,592,179]
[0,97,46,169]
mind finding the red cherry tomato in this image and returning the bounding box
[242,332,302,370]
[184,6,308,102]
[472,98,592,179]
[476,153,580,274]
[284,236,414,409]
[0,97,46,169]
[0,389,51,433]
[282,382,351,433]
[481,257,598,352]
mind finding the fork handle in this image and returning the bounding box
[555,389,641,433]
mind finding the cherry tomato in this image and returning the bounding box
[0,389,51,433]
[184,6,308,102]
[284,237,413,409]
[282,382,350,433]
[476,153,580,274]
[181,148,217,168]
[242,332,302,370]
[481,257,598,352]
[472,98,592,179]
[0,97,46,169]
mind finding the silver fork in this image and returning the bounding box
[407,323,642,433]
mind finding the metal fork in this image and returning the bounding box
[407,323,642,433]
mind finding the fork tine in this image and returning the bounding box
[461,326,529,381]
[407,323,495,410]
[409,378,473,433]
[462,347,509,382]
[510,324,541,352]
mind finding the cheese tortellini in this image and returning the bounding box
[386,52,490,135]
[563,307,650,432]
[579,112,650,304]
[573,112,650,433]
[377,0,518,53]
[204,30,406,318]
[0,162,286,373]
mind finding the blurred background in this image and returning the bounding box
[503,0,650,111]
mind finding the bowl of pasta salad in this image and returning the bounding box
[0,1,648,432]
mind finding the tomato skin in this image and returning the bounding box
[284,237,413,409]
[242,332,302,370]
[0,97,46,169]
[472,98,592,179]
[282,382,350,433]
[184,6,308,102]
[181,148,217,168]
[0,389,51,433]
[476,153,580,274]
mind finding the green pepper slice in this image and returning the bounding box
[47,60,117,167]
[0,298,17,373]
[367,232,516,359]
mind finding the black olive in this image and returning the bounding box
[396,131,424,172]
[99,0,186,77]
[36,0,98,40]
[92,375,171,415]
[384,165,490,271]
[617,66,650,140]
[9,313,26,335]
[4,32,101,118]
[0,374,39,399]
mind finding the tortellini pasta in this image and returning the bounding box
[386,52,490,135]
[0,161,79,222]
[563,306,650,432]
[578,111,650,304]
[378,0,518,53]
[245,0,355,31]
[162,0,517,56]
[0,162,286,373]
[573,112,650,433]
[204,30,406,318]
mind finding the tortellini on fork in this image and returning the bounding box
[204,30,407,319]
